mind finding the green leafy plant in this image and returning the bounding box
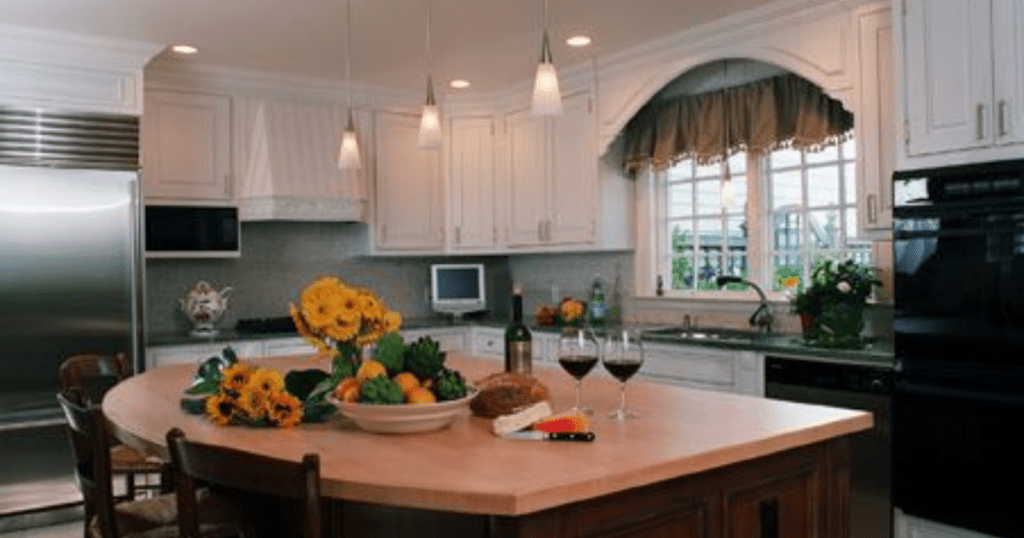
[792,259,882,349]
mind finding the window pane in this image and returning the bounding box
[696,218,722,289]
[845,210,860,242]
[842,137,856,158]
[771,147,802,168]
[807,166,840,207]
[668,159,694,181]
[724,175,747,214]
[670,222,694,290]
[695,160,719,177]
[725,216,748,277]
[771,169,802,210]
[668,183,693,218]
[772,212,802,251]
[807,209,841,249]
[843,163,856,205]
[727,152,746,174]
[772,254,804,292]
[806,143,838,164]
[696,179,722,215]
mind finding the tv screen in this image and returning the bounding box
[431,264,485,318]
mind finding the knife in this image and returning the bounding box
[502,431,595,442]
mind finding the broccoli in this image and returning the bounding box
[433,367,467,401]
[359,376,405,405]
[405,337,445,379]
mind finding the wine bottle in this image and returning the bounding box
[505,291,532,374]
[589,274,606,327]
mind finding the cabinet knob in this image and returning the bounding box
[977,103,986,140]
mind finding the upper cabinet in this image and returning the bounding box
[505,92,597,248]
[856,5,895,238]
[142,89,233,203]
[373,111,444,251]
[896,0,1024,169]
[448,116,499,251]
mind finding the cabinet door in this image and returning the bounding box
[374,111,443,250]
[723,469,818,538]
[903,0,993,155]
[549,93,597,244]
[143,90,232,201]
[992,0,1024,146]
[857,7,894,236]
[506,108,549,246]
[449,117,497,249]
[640,342,738,392]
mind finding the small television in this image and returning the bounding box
[431,263,486,319]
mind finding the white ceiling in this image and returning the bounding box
[2,0,783,94]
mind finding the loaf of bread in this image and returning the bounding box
[470,372,551,418]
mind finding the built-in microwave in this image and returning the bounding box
[144,205,241,258]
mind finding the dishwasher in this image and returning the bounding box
[764,355,893,538]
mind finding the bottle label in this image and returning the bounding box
[505,341,532,375]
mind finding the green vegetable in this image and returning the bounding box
[284,369,330,402]
[433,367,467,401]
[359,375,405,404]
[373,333,406,374]
[404,336,445,379]
[185,347,238,395]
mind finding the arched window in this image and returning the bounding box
[625,59,868,297]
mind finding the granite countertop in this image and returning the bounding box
[149,316,893,367]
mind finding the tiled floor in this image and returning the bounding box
[0,521,79,538]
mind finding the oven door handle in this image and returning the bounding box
[895,379,1024,406]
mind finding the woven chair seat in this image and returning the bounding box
[87,488,245,538]
[109,445,165,474]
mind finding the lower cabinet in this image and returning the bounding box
[145,340,263,369]
[640,342,764,396]
[400,328,467,353]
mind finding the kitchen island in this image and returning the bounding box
[104,353,871,537]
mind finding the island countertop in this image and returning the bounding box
[103,353,871,517]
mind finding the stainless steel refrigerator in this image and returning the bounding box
[0,107,143,517]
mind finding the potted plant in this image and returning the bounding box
[791,260,882,348]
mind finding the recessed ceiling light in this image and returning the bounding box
[171,44,199,55]
[566,35,592,47]
[449,79,471,89]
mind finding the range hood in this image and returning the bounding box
[238,98,367,222]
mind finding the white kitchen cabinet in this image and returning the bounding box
[856,6,895,238]
[142,89,233,202]
[897,0,1024,168]
[448,116,499,250]
[638,342,763,396]
[505,92,597,248]
[261,336,316,357]
[400,327,467,353]
[470,326,504,359]
[373,111,444,251]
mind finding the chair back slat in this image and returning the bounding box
[58,353,131,404]
[56,390,120,538]
[166,427,322,538]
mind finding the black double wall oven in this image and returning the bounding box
[892,159,1024,538]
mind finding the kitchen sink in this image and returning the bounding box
[641,326,765,343]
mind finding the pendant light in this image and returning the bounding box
[418,0,442,149]
[720,60,734,208]
[337,0,362,169]
[531,0,562,115]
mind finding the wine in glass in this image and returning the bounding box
[557,327,599,414]
[603,328,644,419]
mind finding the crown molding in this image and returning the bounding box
[0,24,161,71]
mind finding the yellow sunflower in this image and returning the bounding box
[383,310,402,333]
[356,289,386,321]
[221,362,253,394]
[247,367,285,395]
[354,322,385,347]
[266,391,303,428]
[205,393,236,426]
[301,277,344,330]
[235,385,268,422]
[323,309,361,342]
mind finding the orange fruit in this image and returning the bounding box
[393,371,420,394]
[405,387,436,405]
[356,359,387,383]
[333,377,359,400]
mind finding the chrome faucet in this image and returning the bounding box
[715,275,773,333]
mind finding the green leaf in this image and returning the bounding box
[374,333,406,373]
[332,355,359,379]
[180,397,208,414]
[308,376,338,402]
[284,369,330,401]
[221,346,238,364]
[301,401,337,423]
[185,378,220,395]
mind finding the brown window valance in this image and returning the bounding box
[621,73,853,176]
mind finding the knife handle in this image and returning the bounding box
[548,431,596,442]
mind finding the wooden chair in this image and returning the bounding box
[58,352,170,500]
[57,389,245,538]
[166,427,324,538]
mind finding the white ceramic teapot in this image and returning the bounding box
[180,281,233,337]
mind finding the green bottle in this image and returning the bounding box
[589,275,606,327]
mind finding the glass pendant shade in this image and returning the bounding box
[418,77,442,149]
[531,31,562,115]
[720,158,734,208]
[338,109,361,170]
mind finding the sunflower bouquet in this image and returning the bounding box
[289,276,402,366]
